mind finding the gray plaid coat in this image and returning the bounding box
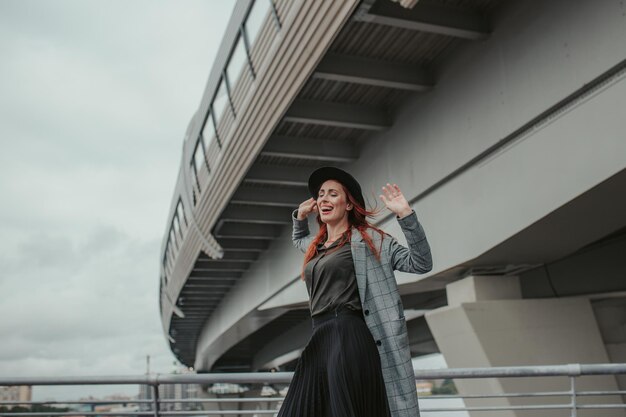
[291,208,433,417]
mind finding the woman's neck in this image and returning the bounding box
[326,219,350,241]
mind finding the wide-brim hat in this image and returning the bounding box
[307,166,365,208]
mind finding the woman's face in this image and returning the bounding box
[316,179,352,224]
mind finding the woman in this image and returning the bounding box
[277,166,433,417]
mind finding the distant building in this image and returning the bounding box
[82,393,134,416]
[0,386,32,409]
[138,384,153,411]
[93,397,132,413]
[415,381,434,395]
[159,382,200,412]
[138,366,201,412]
[103,394,134,402]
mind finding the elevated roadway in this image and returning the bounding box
[159,1,626,411]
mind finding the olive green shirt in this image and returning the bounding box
[304,231,363,317]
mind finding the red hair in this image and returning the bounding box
[300,182,388,281]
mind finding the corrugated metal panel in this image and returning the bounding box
[430,0,503,13]
[234,179,313,189]
[256,154,343,167]
[274,121,364,140]
[331,21,459,65]
[298,79,410,107]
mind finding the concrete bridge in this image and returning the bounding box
[159,0,626,414]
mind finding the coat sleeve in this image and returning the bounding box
[386,209,433,273]
[292,209,314,254]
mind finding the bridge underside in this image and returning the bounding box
[212,167,626,372]
[169,0,503,367]
[161,0,626,381]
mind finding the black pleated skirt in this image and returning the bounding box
[277,305,392,417]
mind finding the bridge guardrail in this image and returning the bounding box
[2,363,626,416]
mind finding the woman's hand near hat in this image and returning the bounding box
[380,183,413,219]
[296,197,318,221]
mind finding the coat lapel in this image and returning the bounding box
[350,227,368,303]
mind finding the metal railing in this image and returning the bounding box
[1,363,626,416]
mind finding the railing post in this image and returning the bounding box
[569,376,577,417]
[152,384,160,417]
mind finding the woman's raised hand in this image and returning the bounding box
[297,197,318,220]
[380,183,413,218]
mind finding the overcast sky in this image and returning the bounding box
[0,0,236,401]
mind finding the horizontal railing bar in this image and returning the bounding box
[155,390,585,402]
[421,389,626,399]
[159,397,283,403]
[416,363,626,379]
[159,412,279,416]
[420,406,567,412]
[0,373,292,386]
[421,403,626,412]
[576,389,626,395]
[6,391,621,408]
[0,400,153,405]
[1,363,625,416]
[2,363,626,386]
[199,402,609,410]
[5,390,613,407]
[0,376,154,386]
[0,413,154,417]
[421,390,573,399]
[6,403,626,417]
[576,404,626,409]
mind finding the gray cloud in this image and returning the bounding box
[0,0,236,401]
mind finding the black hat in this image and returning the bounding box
[308,166,365,208]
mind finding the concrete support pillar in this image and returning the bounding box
[424,275,625,417]
[593,297,626,402]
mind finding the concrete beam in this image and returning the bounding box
[219,205,293,225]
[179,295,228,304]
[260,135,358,163]
[189,270,243,279]
[244,164,309,187]
[192,261,251,271]
[216,238,271,252]
[174,316,209,320]
[231,185,309,207]
[178,313,217,318]
[313,53,434,91]
[198,251,259,262]
[284,99,391,130]
[355,1,490,40]
[215,223,283,239]
[183,286,234,292]
[220,252,259,262]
